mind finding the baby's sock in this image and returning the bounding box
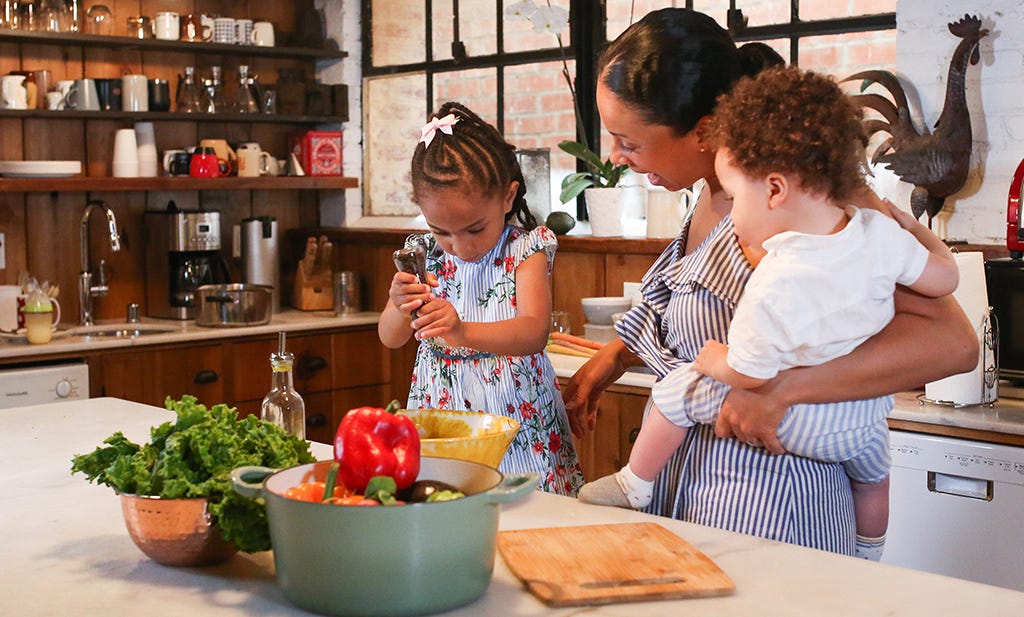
[855,534,886,561]
[577,465,654,510]
[615,465,654,509]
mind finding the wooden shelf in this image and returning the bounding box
[0,29,347,60]
[0,109,346,125]
[0,175,358,193]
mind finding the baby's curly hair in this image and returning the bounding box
[705,65,868,204]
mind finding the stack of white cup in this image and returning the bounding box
[135,122,158,177]
[112,128,138,178]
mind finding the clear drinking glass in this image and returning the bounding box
[551,310,572,334]
[83,4,112,35]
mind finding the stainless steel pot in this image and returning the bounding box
[194,283,272,327]
[232,458,537,617]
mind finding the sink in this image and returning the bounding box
[69,324,178,339]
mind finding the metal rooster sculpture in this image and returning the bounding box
[843,14,990,227]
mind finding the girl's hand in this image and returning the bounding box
[411,298,465,344]
[389,271,433,316]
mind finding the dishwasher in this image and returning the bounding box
[884,429,1024,591]
[0,361,90,409]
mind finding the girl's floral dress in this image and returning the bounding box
[406,225,584,496]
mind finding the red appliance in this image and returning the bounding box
[1006,158,1024,258]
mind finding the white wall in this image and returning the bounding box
[323,1,1024,243]
[869,0,1024,245]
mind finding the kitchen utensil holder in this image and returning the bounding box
[291,263,332,311]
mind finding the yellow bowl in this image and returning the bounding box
[119,493,237,567]
[398,409,520,469]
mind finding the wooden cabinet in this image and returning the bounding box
[568,383,649,481]
[95,342,224,407]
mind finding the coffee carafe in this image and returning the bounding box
[144,205,231,319]
[240,216,280,312]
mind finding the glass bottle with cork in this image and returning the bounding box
[261,332,305,439]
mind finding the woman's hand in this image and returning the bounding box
[715,382,788,454]
[562,338,634,438]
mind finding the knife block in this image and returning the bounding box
[291,264,333,311]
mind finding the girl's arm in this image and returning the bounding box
[715,287,978,450]
[411,251,553,356]
[378,271,433,349]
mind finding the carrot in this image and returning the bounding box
[546,343,595,358]
[551,331,606,350]
[552,339,600,356]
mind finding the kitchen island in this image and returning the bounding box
[3,398,1022,617]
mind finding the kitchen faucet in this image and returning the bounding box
[79,200,122,326]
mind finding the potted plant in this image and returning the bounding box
[557,139,629,203]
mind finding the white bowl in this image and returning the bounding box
[581,296,632,325]
[0,160,81,177]
[584,323,617,343]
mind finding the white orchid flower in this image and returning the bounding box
[504,0,538,21]
[530,5,569,34]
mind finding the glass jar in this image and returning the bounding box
[83,4,111,35]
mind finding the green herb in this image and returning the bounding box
[426,489,465,502]
[364,475,399,505]
[71,395,315,553]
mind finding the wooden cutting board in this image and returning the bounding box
[497,522,735,607]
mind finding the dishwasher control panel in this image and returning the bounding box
[889,430,1024,485]
[0,362,89,409]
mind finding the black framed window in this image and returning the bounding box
[362,1,895,218]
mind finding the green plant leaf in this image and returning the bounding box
[559,175,595,203]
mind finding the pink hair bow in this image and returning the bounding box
[419,113,460,147]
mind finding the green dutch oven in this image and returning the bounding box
[232,458,537,617]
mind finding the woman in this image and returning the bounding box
[563,8,976,554]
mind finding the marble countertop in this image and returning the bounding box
[0,309,381,360]
[4,397,1023,617]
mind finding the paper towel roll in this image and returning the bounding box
[924,252,992,405]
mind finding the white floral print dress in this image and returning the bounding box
[406,225,584,496]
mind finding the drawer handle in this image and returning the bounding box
[193,369,219,385]
[296,355,328,377]
[307,413,327,427]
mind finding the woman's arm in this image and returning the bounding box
[412,251,552,356]
[715,287,978,451]
[562,337,645,438]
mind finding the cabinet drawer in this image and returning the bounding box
[232,334,334,401]
[99,345,224,408]
[332,328,389,388]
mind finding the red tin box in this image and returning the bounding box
[289,130,342,176]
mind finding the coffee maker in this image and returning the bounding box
[144,205,231,319]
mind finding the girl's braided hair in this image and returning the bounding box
[410,101,537,230]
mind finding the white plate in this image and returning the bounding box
[0,160,82,178]
[0,328,71,344]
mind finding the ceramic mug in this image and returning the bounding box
[646,188,695,239]
[236,143,273,177]
[62,78,101,111]
[189,146,228,177]
[180,13,207,42]
[199,139,236,174]
[122,74,148,112]
[212,17,235,43]
[251,21,274,46]
[162,149,191,176]
[0,285,21,331]
[94,78,122,111]
[0,74,28,110]
[234,18,252,45]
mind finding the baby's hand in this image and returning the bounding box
[389,271,433,317]
[411,298,465,345]
[693,339,730,381]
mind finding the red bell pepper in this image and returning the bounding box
[333,401,421,492]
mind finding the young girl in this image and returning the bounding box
[378,101,585,496]
[580,67,959,560]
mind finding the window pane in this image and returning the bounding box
[434,68,499,125]
[505,60,578,212]
[371,0,426,66]
[503,0,569,53]
[802,0,895,21]
[797,31,896,77]
[365,74,426,216]
[433,0,497,61]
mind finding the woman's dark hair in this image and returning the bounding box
[598,9,784,136]
[410,101,536,230]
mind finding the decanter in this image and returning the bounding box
[234,64,259,114]
[175,66,202,113]
[260,332,306,439]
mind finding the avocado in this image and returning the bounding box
[545,211,576,235]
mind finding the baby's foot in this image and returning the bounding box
[578,467,652,510]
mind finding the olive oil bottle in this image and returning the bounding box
[261,332,306,439]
